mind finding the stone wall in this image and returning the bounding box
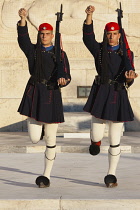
[0,0,140,131]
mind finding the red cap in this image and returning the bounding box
[38,23,53,31]
[105,22,120,31]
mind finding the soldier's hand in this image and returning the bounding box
[57,78,67,86]
[125,70,138,81]
[18,8,27,19]
[85,5,95,15]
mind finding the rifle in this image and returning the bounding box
[55,4,65,78]
[116,2,134,69]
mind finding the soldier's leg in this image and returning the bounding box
[27,117,43,144]
[89,116,106,155]
[43,123,58,178]
[36,123,58,188]
[104,121,123,187]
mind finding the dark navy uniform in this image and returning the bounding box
[17,23,71,123]
[83,22,134,122]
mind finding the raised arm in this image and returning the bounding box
[17,8,34,57]
[18,8,26,26]
[83,6,100,57]
[85,5,95,25]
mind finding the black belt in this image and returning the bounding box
[94,75,125,90]
[108,79,124,87]
[28,76,59,90]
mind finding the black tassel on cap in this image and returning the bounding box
[100,30,110,84]
[33,32,46,83]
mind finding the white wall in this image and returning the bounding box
[0,0,139,131]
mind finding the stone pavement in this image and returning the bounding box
[0,153,140,210]
[0,132,140,210]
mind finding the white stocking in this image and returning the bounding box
[27,118,58,180]
[90,116,106,142]
[107,121,124,175]
[43,123,58,179]
[27,118,42,143]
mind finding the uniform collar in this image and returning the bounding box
[107,44,119,51]
[41,45,54,51]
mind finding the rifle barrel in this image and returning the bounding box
[60,4,63,14]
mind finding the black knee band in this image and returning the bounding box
[45,145,56,160]
[110,144,120,148]
[46,145,56,148]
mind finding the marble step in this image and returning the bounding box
[1,199,140,210]
[0,131,140,154]
[59,112,124,135]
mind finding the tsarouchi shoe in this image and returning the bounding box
[104,174,118,188]
[35,176,50,188]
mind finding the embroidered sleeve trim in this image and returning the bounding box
[84,32,94,35]
[19,33,28,36]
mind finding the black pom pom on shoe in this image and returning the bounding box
[89,141,101,156]
[89,144,100,155]
[104,174,118,188]
[35,176,50,188]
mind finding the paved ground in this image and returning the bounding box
[0,153,140,209]
[0,132,140,209]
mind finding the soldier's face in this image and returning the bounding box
[106,30,121,46]
[40,30,54,47]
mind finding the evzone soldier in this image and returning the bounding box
[18,8,71,188]
[83,6,138,187]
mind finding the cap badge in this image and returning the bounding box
[111,27,114,30]
[42,27,46,30]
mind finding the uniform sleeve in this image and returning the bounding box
[83,21,100,58]
[125,51,135,88]
[58,51,71,87]
[124,54,135,71]
[17,21,35,58]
